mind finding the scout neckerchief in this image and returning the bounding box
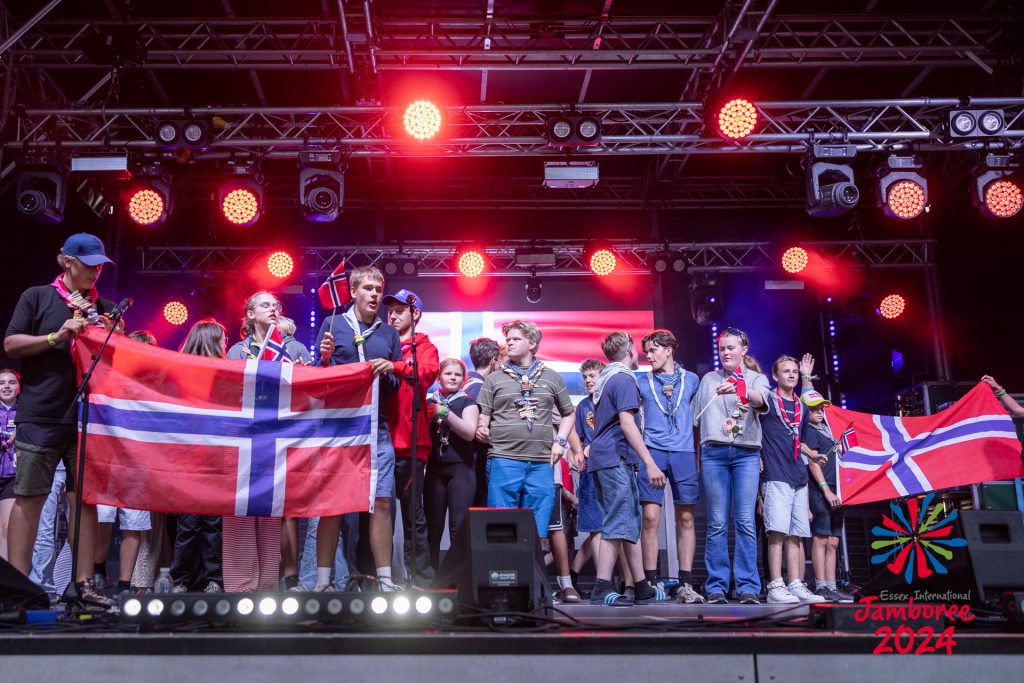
[342,305,382,362]
[500,358,545,431]
[435,389,468,450]
[773,388,802,460]
[647,364,685,432]
[593,362,644,431]
[51,274,98,322]
[237,329,291,363]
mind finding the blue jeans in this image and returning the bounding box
[486,457,555,538]
[28,462,66,593]
[299,514,359,588]
[701,443,761,596]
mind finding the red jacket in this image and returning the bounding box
[387,332,439,461]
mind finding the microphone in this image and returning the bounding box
[111,297,133,320]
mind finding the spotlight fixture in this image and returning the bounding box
[805,144,859,217]
[689,276,723,326]
[947,108,1005,138]
[267,251,295,279]
[457,249,486,278]
[877,155,928,220]
[542,161,599,189]
[163,300,189,326]
[525,273,543,304]
[650,250,687,274]
[972,153,1022,220]
[404,100,442,140]
[298,151,344,222]
[781,247,809,274]
[218,163,263,227]
[154,119,209,148]
[544,113,602,147]
[715,98,758,140]
[124,176,172,227]
[16,165,66,224]
[586,245,617,277]
[878,293,906,320]
[379,256,419,278]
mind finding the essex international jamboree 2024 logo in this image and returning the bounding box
[856,493,975,655]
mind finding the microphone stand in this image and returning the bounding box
[61,309,127,607]
[407,300,420,590]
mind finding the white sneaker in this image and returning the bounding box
[787,580,826,603]
[766,578,800,604]
[312,582,335,592]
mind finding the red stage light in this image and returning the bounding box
[222,187,261,226]
[878,294,906,320]
[267,251,295,279]
[404,100,442,140]
[781,247,808,274]
[885,180,926,220]
[984,179,1023,219]
[457,250,486,278]
[717,98,758,140]
[589,248,617,277]
[127,188,166,226]
[163,300,189,326]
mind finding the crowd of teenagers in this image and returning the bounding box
[5,233,1020,609]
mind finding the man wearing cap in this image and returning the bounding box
[4,233,118,606]
[385,289,439,584]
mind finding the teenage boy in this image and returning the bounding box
[384,289,439,584]
[475,321,575,539]
[4,233,117,606]
[317,266,403,592]
[801,390,853,603]
[465,337,500,506]
[637,329,704,603]
[587,332,667,606]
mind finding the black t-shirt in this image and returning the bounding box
[5,285,115,425]
[430,394,477,467]
[802,422,837,485]
[760,395,809,486]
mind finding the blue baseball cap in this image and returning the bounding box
[382,289,423,311]
[61,233,114,267]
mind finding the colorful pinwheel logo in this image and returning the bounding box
[870,493,968,585]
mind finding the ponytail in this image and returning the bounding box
[743,354,762,374]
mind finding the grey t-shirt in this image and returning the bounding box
[691,367,771,449]
[477,365,575,462]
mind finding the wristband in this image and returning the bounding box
[554,436,569,449]
[996,390,1007,398]
[438,405,450,420]
[818,481,828,488]
[47,332,56,346]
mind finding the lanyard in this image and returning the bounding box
[501,359,544,431]
[647,366,685,431]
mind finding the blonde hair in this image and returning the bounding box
[718,326,761,372]
[502,320,542,351]
[771,354,799,380]
[239,290,279,339]
[439,358,467,378]
[181,318,227,358]
[348,266,384,293]
[277,315,296,336]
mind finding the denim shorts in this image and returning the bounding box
[374,426,396,500]
[97,505,152,530]
[576,469,601,533]
[808,483,845,537]
[592,464,641,543]
[763,480,811,538]
[637,447,700,506]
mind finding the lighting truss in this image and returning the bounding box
[136,240,935,276]
[8,100,1023,159]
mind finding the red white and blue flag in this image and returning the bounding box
[725,365,748,404]
[826,382,1022,506]
[260,324,292,363]
[318,261,351,310]
[72,327,377,518]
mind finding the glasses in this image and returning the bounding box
[256,302,282,311]
[719,326,746,339]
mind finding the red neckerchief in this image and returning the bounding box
[51,274,96,313]
[775,388,802,460]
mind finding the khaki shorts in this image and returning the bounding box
[13,439,77,497]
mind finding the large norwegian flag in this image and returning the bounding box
[72,327,377,517]
[826,382,1023,506]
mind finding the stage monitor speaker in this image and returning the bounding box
[432,508,551,624]
[0,558,49,610]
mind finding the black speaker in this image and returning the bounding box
[0,558,49,610]
[959,510,1024,608]
[432,508,551,623]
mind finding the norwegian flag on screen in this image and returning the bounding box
[318,261,351,310]
[261,325,291,363]
[825,383,1023,506]
[72,327,378,518]
[725,365,748,404]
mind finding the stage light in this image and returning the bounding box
[588,248,617,277]
[650,250,686,274]
[782,247,808,274]
[438,597,455,615]
[214,600,231,617]
[163,301,189,326]
[948,108,1005,137]
[525,275,543,304]
[304,599,320,615]
[404,100,442,140]
[124,599,142,617]
[805,144,859,217]
[877,155,927,220]
[16,167,66,224]
[282,598,299,616]
[125,178,173,227]
[690,277,723,326]
[545,114,602,147]
[147,600,164,616]
[193,600,209,617]
[415,596,432,614]
[392,595,411,615]
[267,251,295,279]
[237,598,254,615]
[220,185,262,226]
[170,600,187,617]
[972,154,1022,219]
[299,158,344,222]
[457,249,486,278]
[326,598,343,615]
[154,118,209,147]
[349,597,365,615]
[717,98,758,140]
[258,597,277,616]
[878,294,906,320]
[370,597,388,615]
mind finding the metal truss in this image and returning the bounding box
[5,13,1015,73]
[7,99,1024,159]
[136,239,934,276]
